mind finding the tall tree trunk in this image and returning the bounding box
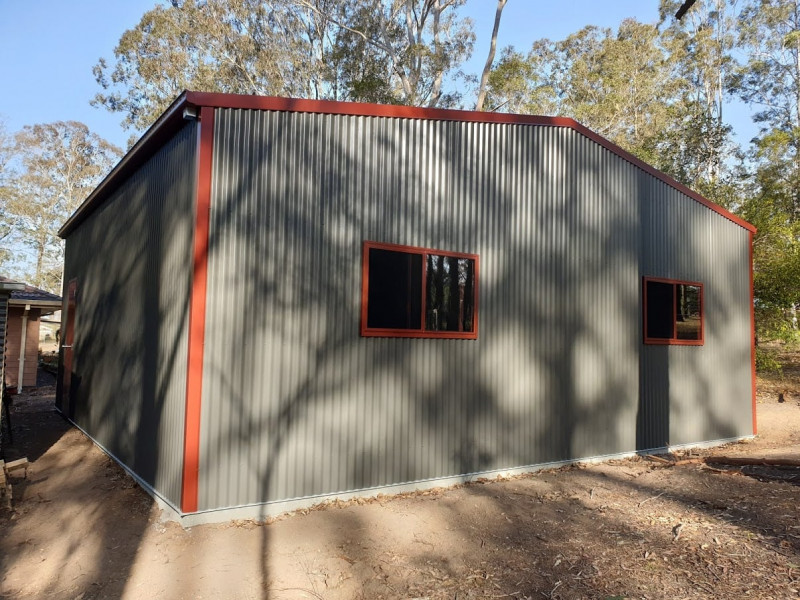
[475,0,507,111]
[35,239,45,288]
[428,0,443,106]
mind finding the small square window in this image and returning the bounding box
[643,277,703,345]
[361,241,478,339]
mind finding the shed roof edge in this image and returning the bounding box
[59,90,756,237]
[58,91,190,238]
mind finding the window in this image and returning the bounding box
[361,241,478,339]
[643,277,703,345]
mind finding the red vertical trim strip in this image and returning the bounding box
[642,278,648,340]
[360,243,370,334]
[182,106,215,513]
[699,284,705,345]
[749,231,757,435]
[473,255,479,337]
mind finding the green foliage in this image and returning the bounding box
[83,0,800,342]
[0,120,17,272]
[93,0,475,133]
[483,0,800,342]
[756,304,800,345]
[756,346,784,375]
[485,14,731,183]
[4,122,122,291]
[484,44,558,114]
[329,2,405,104]
[730,1,800,338]
[730,0,800,133]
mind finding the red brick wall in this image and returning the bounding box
[4,306,41,389]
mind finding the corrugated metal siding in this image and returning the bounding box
[62,121,197,506]
[199,109,649,511]
[639,177,752,449]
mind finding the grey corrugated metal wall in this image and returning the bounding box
[62,121,198,507]
[638,177,751,449]
[197,108,710,512]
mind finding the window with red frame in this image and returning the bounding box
[643,277,703,345]
[361,241,478,339]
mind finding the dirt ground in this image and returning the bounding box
[2,352,800,600]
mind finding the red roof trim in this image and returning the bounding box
[184,91,755,234]
[60,90,756,237]
[59,92,190,238]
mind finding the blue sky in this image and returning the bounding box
[0,0,757,150]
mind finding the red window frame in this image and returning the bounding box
[643,276,704,346]
[361,241,479,339]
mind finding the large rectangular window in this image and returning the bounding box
[361,241,478,339]
[643,277,703,345]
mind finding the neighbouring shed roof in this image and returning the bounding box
[0,276,62,308]
[0,280,25,294]
[59,90,757,238]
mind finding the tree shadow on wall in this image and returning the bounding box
[41,123,198,599]
[199,111,659,598]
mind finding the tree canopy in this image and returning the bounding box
[482,0,800,341]
[4,0,800,336]
[92,0,476,132]
[2,122,121,291]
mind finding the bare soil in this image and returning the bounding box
[2,351,800,600]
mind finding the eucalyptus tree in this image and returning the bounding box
[93,0,476,134]
[652,0,742,206]
[731,0,800,335]
[0,121,16,270]
[6,122,121,291]
[485,19,677,162]
[732,0,800,216]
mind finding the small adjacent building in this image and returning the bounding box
[57,91,756,524]
[0,277,61,393]
[0,279,25,403]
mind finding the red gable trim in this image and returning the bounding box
[59,92,190,238]
[184,91,756,234]
[60,90,756,239]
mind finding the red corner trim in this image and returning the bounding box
[749,231,757,435]
[182,106,215,513]
[184,91,755,234]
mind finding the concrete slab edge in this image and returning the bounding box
[54,411,753,527]
[173,435,755,527]
[57,410,183,518]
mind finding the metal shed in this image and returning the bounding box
[58,91,756,525]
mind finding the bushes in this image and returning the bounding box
[756,346,783,375]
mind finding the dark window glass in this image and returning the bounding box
[646,280,674,339]
[425,255,476,332]
[367,248,422,329]
[644,278,703,345]
[676,284,701,340]
[362,242,478,338]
